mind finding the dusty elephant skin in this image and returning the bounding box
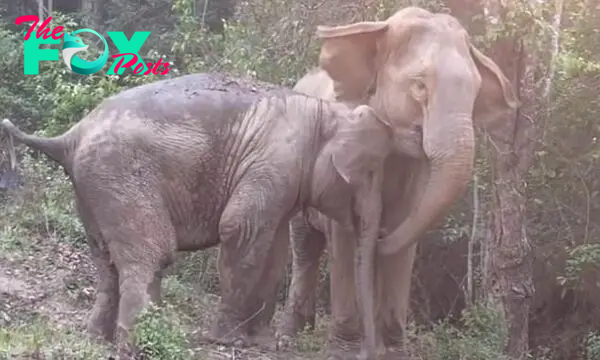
[280,6,519,360]
[1,72,423,359]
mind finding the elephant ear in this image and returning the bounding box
[469,44,520,133]
[331,105,390,185]
[316,22,388,100]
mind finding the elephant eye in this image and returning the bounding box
[413,124,423,135]
[410,80,428,102]
[414,81,426,91]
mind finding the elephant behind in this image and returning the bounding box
[280,6,518,360]
[1,72,423,359]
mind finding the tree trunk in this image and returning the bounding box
[483,32,536,360]
[81,0,107,31]
[37,0,44,24]
[445,0,554,358]
[482,0,565,353]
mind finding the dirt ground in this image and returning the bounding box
[0,235,326,359]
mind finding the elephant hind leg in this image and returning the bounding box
[92,202,176,356]
[112,244,174,356]
[86,237,119,342]
[279,212,326,341]
[210,179,291,346]
[76,199,119,342]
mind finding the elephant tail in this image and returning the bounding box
[1,119,73,169]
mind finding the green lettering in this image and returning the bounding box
[106,31,151,75]
[23,32,60,75]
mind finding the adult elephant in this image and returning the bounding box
[279,7,518,359]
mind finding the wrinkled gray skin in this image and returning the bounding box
[1,73,423,359]
[280,7,518,360]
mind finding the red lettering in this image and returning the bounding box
[133,63,145,75]
[50,26,64,40]
[143,62,154,75]
[15,15,39,40]
[15,16,64,41]
[151,58,166,75]
[111,53,139,73]
[161,62,171,75]
[36,17,53,39]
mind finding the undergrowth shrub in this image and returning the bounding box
[0,152,84,247]
[133,303,189,360]
[409,303,509,360]
[585,331,600,360]
[0,316,110,358]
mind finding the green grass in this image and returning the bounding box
[0,317,111,360]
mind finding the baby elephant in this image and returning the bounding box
[1,73,422,359]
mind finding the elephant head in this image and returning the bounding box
[329,105,423,186]
[314,7,518,255]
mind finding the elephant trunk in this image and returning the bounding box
[378,108,475,256]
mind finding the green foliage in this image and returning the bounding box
[0,11,162,248]
[170,0,321,85]
[585,331,600,360]
[412,304,509,360]
[133,303,190,360]
[0,152,85,246]
[0,317,110,358]
[1,12,158,134]
[557,244,600,290]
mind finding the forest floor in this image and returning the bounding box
[0,235,327,359]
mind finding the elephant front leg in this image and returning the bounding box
[376,159,427,359]
[209,184,290,346]
[279,212,326,343]
[325,223,364,360]
[377,242,417,359]
[246,222,290,338]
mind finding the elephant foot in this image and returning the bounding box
[206,311,251,346]
[276,311,314,350]
[324,337,361,360]
[279,307,316,336]
[199,329,250,348]
[357,350,378,360]
[114,326,138,360]
[381,347,411,360]
[87,322,115,343]
[381,325,410,359]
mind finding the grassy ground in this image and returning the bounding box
[0,233,328,359]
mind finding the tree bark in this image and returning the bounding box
[482,0,565,354]
[81,0,107,31]
[445,0,546,358]
[37,0,44,24]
